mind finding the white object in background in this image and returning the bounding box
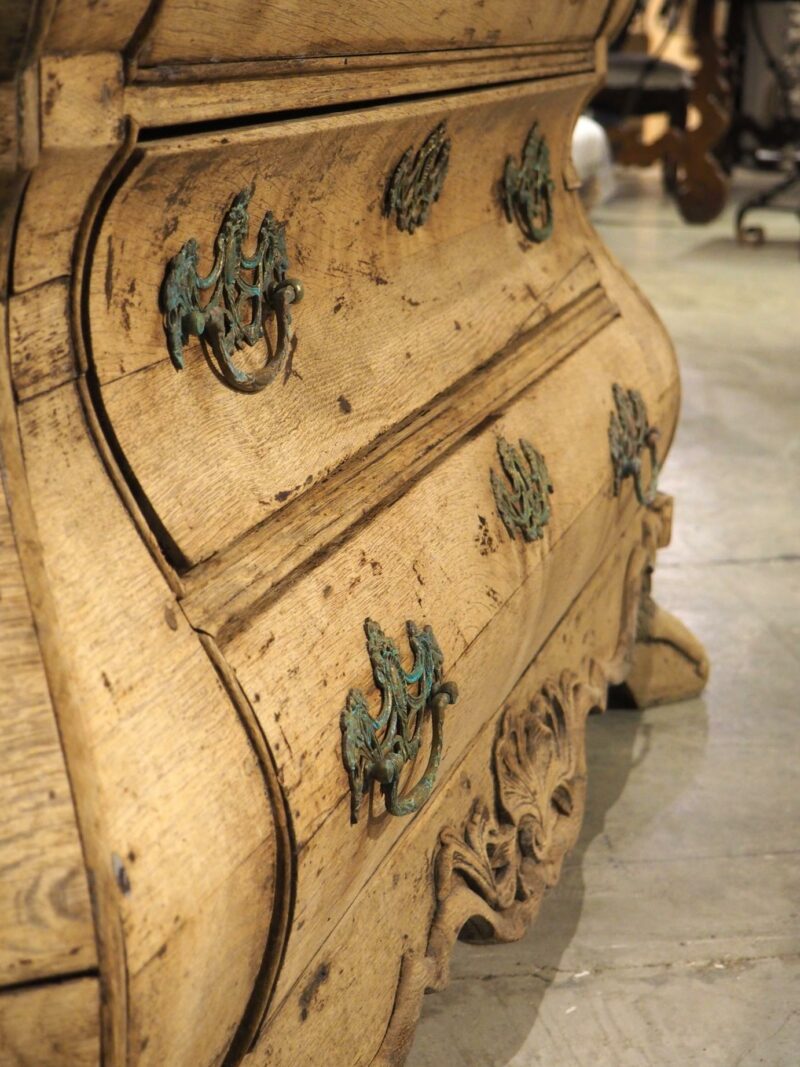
[571,115,616,208]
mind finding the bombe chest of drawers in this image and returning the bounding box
[0,2,709,1064]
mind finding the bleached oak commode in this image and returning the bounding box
[0,2,709,1064]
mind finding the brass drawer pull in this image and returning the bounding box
[161,187,303,393]
[491,436,553,542]
[384,121,451,234]
[341,619,458,823]
[503,121,554,243]
[609,384,661,508]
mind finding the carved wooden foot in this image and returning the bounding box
[624,593,709,708]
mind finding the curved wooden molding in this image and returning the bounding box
[198,633,297,1066]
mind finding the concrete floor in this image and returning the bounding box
[407,170,800,1066]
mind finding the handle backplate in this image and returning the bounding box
[502,121,554,243]
[491,436,553,542]
[384,121,451,234]
[609,384,661,508]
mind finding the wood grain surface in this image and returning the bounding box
[0,975,100,1067]
[0,471,96,987]
[13,147,124,293]
[183,269,614,635]
[133,0,608,68]
[188,318,678,1008]
[127,44,595,127]
[15,383,285,1066]
[89,76,595,566]
[8,279,75,400]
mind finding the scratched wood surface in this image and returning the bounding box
[39,0,616,69]
[37,0,608,64]
[12,146,124,294]
[0,468,96,987]
[7,278,75,400]
[0,975,100,1067]
[126,45,595,126]
[182,269,614,633]
[245,511,649,1067]
[186,317,678,1008]
[89,76,596,567]
[132,0,610,68]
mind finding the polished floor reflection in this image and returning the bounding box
[407,168,800,1067]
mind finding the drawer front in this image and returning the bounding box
[89,76,599,567]
[136,0,611,68]
[181,321,678,1002]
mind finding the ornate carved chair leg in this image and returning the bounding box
[624,592,710,708]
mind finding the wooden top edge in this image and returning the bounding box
[130,40,596,85]
[127,45,596,132]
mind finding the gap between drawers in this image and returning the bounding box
[181,276,619,639]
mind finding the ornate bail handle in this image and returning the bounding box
[161,187,304,393]
[341,619,458,823]
[502,121,554,243]
[608,384,661,508]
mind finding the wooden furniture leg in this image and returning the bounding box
[625,590,710,707]
[617,493,709,708]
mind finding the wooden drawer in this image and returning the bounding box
[89,75,600,568]
[133,0,612,68]
[181,317,677,1007]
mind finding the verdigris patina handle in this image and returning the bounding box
[341,618,459,823]
[160,186,303,393]
[490,435,553,542]
[502,121,554,243]
[609,383,661,508]
[384,121,451,234]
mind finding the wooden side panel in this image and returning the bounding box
[44,0,151,55]
[135,0,610,67]
[89,77,596,566]
[16,383,286,1066]
[7,279,75,401]
[0,976,99,1067]
[13,147,119,294]
[0,468,96,986]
